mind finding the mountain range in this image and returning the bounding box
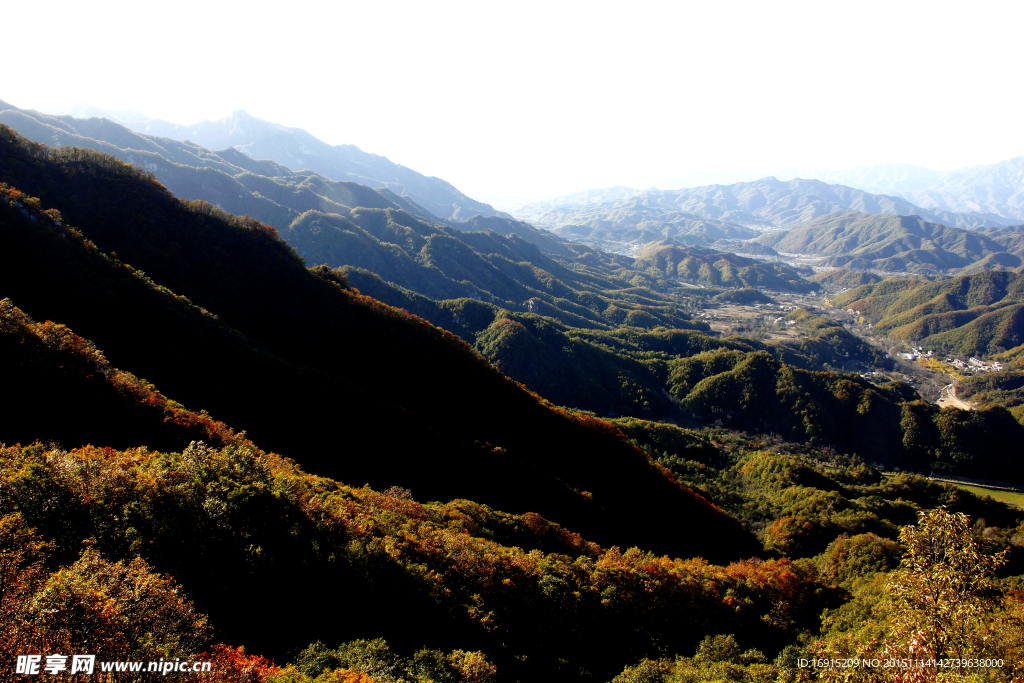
[5,102,1024,452]
[0,100,726,340]
[515,177,1012,241]
[17,101,505,222]
[7,105,1024,681]
[7,123,1018,471]
[0,124,746,565]
[815,158,1024,224]
[814,163,944,196]
[41,104,1024,228]
[16,101,1024,286]
[753,210,1024,274]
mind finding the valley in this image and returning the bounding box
[3,94,1024,682]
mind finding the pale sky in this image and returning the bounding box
[3,0,1023,203]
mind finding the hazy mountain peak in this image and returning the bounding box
[516,174,1010,248]
[811,158,1024,224]
[2,100,505,222]
[37,102,152,126]
[815,163,943,195]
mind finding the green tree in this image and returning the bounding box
[883,507,1006,674]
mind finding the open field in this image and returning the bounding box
[697,291,827,339]
[881,473,1024,508]
[948,483,1024,509]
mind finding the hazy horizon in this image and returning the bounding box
[5,0,1023,206]
[23,99,1021,213]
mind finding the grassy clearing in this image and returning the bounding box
[948,483,1024,509]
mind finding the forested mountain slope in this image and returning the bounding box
[633,241,812,292]
[1,438,845,681]
[957,370,1024,424]
[8,430,1024,680]
[834,271,1024,357]
[754,210,1014,274]
[661,347,1022,479]
[0,293,822,679]
[810,268,883,291]
[981,224,1024,257]
[1,298,241,451]
[281,208,697,330]
[0,126,754,562]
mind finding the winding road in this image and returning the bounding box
[936,380,974,411]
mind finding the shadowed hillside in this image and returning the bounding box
[0,126,758,563]
[1,298,242,451]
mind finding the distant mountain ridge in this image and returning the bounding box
[0,104,710,337]
[905,157,1024,223]
[0,101,572,257]
[0,100,434,226]
[815,158,1024,224]
[125,109,509,222]
[26,102,505,222]
[515,177,1009,253]
[754,210,1018,274]
[550,206,761,248]
[815,164,944,196]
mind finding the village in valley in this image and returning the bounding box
[668,281,1010,410]
[900,346,1004,373]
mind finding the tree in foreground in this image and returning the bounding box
[886,508,1006,662]
[816,507,1014,683]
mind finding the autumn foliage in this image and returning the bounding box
[0,442,836,680]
